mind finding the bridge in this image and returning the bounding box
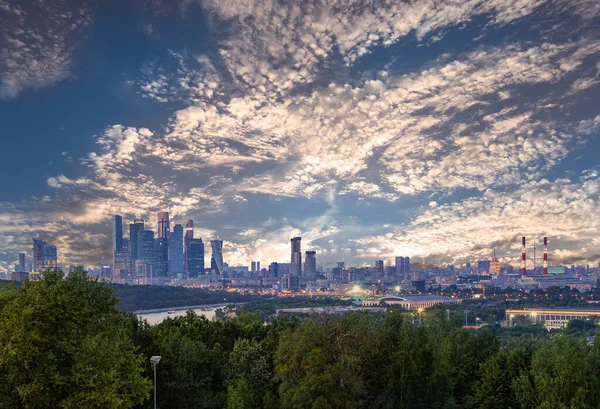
[361,295,461,310]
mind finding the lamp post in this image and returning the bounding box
[150,356,161,409]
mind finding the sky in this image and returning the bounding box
[1,0,600,271]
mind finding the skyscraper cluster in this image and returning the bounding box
[32,239,58,272]
[112,212,222,281]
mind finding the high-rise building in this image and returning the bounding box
[187,238,204,278]
[154,238,169,277]
[129,219,144,260]
[477,260,491,273]
[269,262,280,278]
[137,230,155,262]
[33,239,46,271]
[251,261,257,273]
[169,224,184,276]
[210,239,224,275]
[113,251,131,279]
[405,257,411,273]
[33,239,58,271]
[184,220,193,273]
[18,253,26,272]
[113,215,125,276]
[43,245,58,271]
[281,274,300,291]
[375,260,384,277]
[291,237,302,276]
[305,251,316,278]
[157,211,170,239]
[113,215,123,252]
[395,256,404,275]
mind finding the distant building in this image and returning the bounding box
[304,251,316,278]
[187,238,205,278]
[477,260,491,273]
[157,211,170,239]
[113,251,131,279]
[129,219,144,260]
[184,220,193,274]
[291,237,302,276]
[137,230,155,262]
[269,262,280,278]
[113,215,123,252]
[169,224,184,276]
[210,239,224,275]
[18,253,26,272]
[154,238,169,277]
[32,239,58,272]
[282,274,300,291]
[374,260,384,278]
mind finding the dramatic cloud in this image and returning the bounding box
[1,0,600,270]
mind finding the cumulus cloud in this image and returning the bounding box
[3,0,600,269]
[354,170,600,267]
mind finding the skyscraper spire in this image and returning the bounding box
[157,211,170,239]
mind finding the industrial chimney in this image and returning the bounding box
[521,236,526,277]
[543,237,548,275]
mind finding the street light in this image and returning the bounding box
[150,356,161,409]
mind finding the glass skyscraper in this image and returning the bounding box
[291,237,302,276]
[33,239,58,271]
[169,224,184,276]
[137,230,155,262]
[129,219,144,260]
[187,238,204,278]
[304,251,316,278]
[157,211,170,239]
[210,239,224,275]
[113,215,123,252]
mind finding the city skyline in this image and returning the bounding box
[1,0,600,270]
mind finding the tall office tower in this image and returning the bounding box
[33,239,46,271]
[157,212,170,239]
[18,253,26,272]
[129,219,144,260]
[336,261,345,270]
[256,261,260,272]
[291,237,302,276]
[395,256,405,275]
[137,230,155,261]
[269,262,279,278]
[169,224,184,276]
[184,220,193,273]
[113,215,123,252]
[113,251,131,279]
[186,238,205,278]
[113,215,124,276]
[304,251,316,278]
[405,257,411,273]
[375,260,384,277]
[251,261,257,273]
[43,245,58,271]
[154,238,169,277]
[122,238,129,253]
[210,239,224,275]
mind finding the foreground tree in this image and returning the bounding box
[0,270,151,409]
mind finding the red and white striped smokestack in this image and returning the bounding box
[543,237,548,275]
[521,236,526,277]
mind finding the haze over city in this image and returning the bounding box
[2,0,600,271]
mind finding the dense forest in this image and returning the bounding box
[1,272,600,409]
